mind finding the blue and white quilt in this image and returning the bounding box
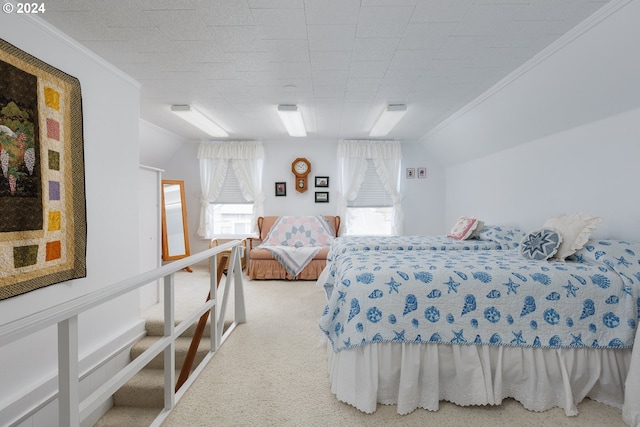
[319,240,640,352]
[322,233,509,299]
[475,225,527,250]
[327,235,504,261]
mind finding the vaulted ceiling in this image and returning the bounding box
[39,0,610,141]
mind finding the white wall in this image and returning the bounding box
[445,108,640,240]
[401,142,446,235]
[261,140,340,217]
[159,139,445,258]
[424,0,640,241]
[0,14,143,425]
[140,119,186,169]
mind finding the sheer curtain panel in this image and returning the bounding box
[197,141,264,238]
[337,140,403,235]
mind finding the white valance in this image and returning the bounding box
[198,140,264,160]
[338,140,403,159]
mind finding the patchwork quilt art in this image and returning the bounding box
[0,39,86,300]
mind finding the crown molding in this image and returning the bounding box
[22,14,140,89]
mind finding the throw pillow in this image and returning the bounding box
[469,220,485,239]
[520,229,562,261]
[447,216,480,240]
[543,213,602,261]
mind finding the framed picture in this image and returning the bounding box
[275,182,286,196]
[406,168,415,179]
[0,39,87,300]
[315,191,329,203]
[315,176,329,187]
[417,167,427,179]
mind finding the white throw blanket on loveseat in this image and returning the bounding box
[259,216,335,277]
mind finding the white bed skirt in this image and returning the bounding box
[326,342,631,417]
[623,326,640,427]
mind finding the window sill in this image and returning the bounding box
[203,234,258,240]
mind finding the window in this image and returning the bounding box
[346,159,394,236]
[210,203,253,235]
[209,166,252,237]
[346,207,393,236]
[198,141,264,239]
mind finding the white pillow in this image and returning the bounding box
[543,213,602,261]
[447,216,481,240]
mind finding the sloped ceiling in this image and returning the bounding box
[38,0,610,142]
[424,0,639,166]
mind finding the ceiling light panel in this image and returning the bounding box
[277,105,307,137]
[170,105,228,138]
[369,104,407,137]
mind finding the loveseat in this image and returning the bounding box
[247,215,340,280]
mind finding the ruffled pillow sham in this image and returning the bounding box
[543,213,602,261]
[447,216,481,240]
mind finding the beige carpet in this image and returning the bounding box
[161,267,628,427]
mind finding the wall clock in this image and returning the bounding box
[291,157,311,193]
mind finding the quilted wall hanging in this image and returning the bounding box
[0,38,86,300]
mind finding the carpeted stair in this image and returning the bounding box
[93,317,212,427]
[94,268,220,427]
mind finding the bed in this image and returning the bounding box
[319,238,640,417]
[327,224,526,256]
[320,225,527,299]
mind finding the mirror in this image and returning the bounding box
[161,180,191,264]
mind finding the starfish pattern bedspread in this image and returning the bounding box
[322,233,509,298]
[320,241,640,352]
[327,235,504,261]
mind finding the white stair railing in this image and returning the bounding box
[0,240,246,427]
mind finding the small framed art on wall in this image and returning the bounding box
[275,182,286,196]
[315,191,329,203]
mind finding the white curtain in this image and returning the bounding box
[197,157,229,237]
[337,156,368,228]
[337,140,404,235]
[232,158,264,225]
[197,141,264,238]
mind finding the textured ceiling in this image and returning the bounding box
[38,0,610,141]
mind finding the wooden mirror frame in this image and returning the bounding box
[161,180,191,262]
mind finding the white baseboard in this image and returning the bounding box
[1,320,145,427]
